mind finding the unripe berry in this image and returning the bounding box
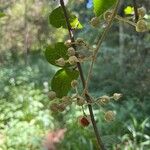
[58,103,66,112]
[67,47,76,56]
[90,17,100,27]
[77,96,85,106]
[138,7,146,18]
[97,95,110,105]
[64,40,72,47]
[113,93,122,101]
[78,116,90,127]
[48,91,56,100]
[136,19,148,32]
[103,10,113,22]
[55,58,66,66]
[71,80,78,88]
[50,103,59,112]
[68,56,79,65]
[104,111,115,122]
[62,96,72,105]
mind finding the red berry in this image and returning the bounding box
[78,116,90,127]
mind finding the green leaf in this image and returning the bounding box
[102,135,120,148]
[51,68,79,98]
[124,6,134,15]
[45,42,69,67]
[0,12,6,18]
[49,6,83,29]
[93,0,116,16]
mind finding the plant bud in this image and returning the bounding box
[48,91,56,100]
[103,10,113,22]
[78,116,90,127]
[90,17,100,27]
[64,40,72,47]
[68,56,79,65]
[67,47,76,56]
[113,93,122,101]
[97,95,110,105]
[136,19,148,32]
[104,111,115,122]
[71,80,78,88]
[138,7,146,18]
[77,96,85,106]
[55,58,66,66]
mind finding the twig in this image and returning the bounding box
[84,0,120,91]
[132,0,139,22]
[59,0,106,149]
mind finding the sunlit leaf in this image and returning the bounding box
[124,6,134,15]
[93,0,116,16]
[49,6,83,29]
[51,68,79,98]
[45,42,70,67]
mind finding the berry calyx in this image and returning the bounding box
[97,95,110,105]
[104,111,115,122]
[103,10,113,22]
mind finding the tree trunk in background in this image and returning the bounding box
[24,0,29,65]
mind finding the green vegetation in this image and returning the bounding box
[0,0,150,150]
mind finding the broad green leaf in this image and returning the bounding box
[93,0,116,16]
[49,6,83,29]
[124,6,134,15]
[0,12,6,18]
[51,68,79,98]
[45,42,70,67]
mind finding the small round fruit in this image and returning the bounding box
[64,40,72,47]
[67,47,76,56]
[78,116,90,127]
[136,19,148,32]
[48,91,56,100]
[68,56,79,65]
[90,17,100,27]
[71,80,78,88]
[138,7,146,18]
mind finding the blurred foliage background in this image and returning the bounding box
[0,0,150,150]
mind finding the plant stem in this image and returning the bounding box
[115,15,136,26]
[59,0,106,149]
[132,0,139,22]
[84,0,120,91]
